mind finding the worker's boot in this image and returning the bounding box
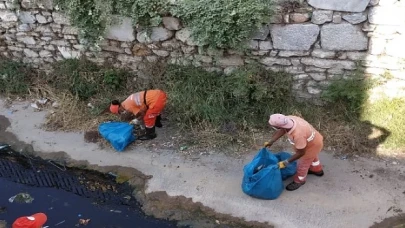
[138,126,157,140]
[308,170,324,176]
[286,181,305,191]
[155,115,163,128]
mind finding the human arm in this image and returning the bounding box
[134,107,147,120]
[264,129,287,147]
[279,138,307,168]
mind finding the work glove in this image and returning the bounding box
[264,141,272,148]
[278,160,289,169]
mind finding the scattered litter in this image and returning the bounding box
[37,98,49,105]
[180,146,188,151]
[30,103,39,110]
[215,220,220,224]
[110,210,122,213]
[78,219,91,226]
[55,220,65,226]
[87,103,94,109]
[108,172,118,177]
[43,226,49,228]
[78,214,82,217]
[392,161,398,165]
[340,155,347,160]
[8,193,34,204]
[48,207,53,210]
[52,102,60,108]
[123,195,131,200]
[0,144,11,151]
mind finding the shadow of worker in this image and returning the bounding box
[358,120,391,155]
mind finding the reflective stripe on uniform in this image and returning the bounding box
[131,93,142,106]
[312,160,320,166]
[288,129,316,145]
[298,176,306,181]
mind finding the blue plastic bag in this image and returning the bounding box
[275,152,297,180]
[241,148,283,200]
[98,122,136,152]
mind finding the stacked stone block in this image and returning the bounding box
[0,0,403,102]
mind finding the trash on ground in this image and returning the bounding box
[37,98,49,105]
[341,155,347,160]
[30,103,39,110]
[52,102,59,108]
[8,193,34,203]
[180,146,188,151]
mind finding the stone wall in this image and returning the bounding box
[0,0,404,102]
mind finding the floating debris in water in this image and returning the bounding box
[110,210,122,213]
[55,220,65,226]
[8,193,34,204]
[78,218,91,226]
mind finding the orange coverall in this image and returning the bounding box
[121,90,167,128]
[286,116,324,183]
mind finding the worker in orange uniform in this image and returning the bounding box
[265,113,324,191]
[109,89,167,140]
[12,213,47,228]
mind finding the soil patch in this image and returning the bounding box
[370,213,405,228]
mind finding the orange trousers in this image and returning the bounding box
[293,133,324,183]
[143,91,167,128]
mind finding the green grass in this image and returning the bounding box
[362,98,405,149]
[163,63,293,130]
[0,59,33,95]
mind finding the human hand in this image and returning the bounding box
[278,160,289,169]
[264,141,272,148]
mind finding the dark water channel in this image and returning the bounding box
[0,146,181,228]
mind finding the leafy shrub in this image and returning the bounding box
[51,59,131,100]
[321,74,374,117]
[164,63,292,130]
[173,0,273,49]
[55,0,169,45]
[0,60,33,95]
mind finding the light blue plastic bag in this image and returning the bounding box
[98,122,136,152]
[241,148,284,200]
[275,152,298,180]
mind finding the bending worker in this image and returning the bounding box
[265,113,324,191]
[110,89,167,140]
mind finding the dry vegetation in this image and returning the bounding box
[0,58,403,157]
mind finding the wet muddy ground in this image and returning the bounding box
[0,148,181,228]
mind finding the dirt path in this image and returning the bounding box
[1,100,404,228]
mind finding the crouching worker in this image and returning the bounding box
[264,114,324,191]
[110,89,167,140]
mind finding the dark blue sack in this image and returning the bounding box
[241,148,283,200]
[98,122,136,152]
[275,152,297,180]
